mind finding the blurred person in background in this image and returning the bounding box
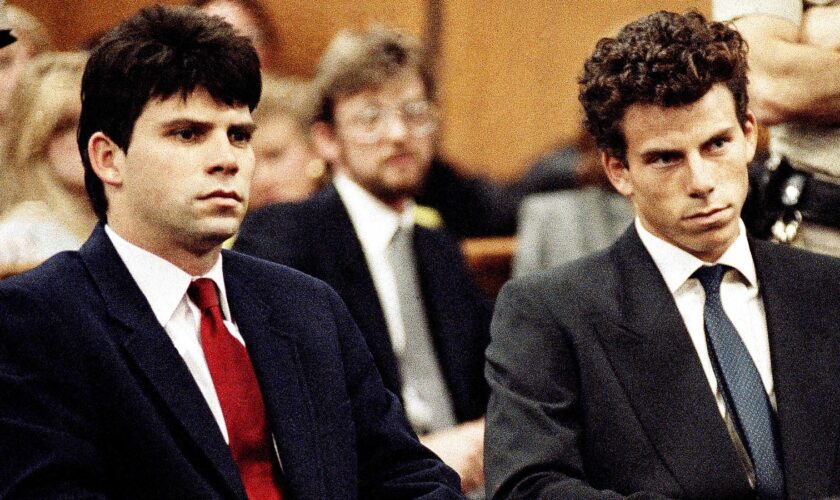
[0,51,92,276]
[0,4,51,151]
[236,25,491,495]
[192,0,280,73]
[513,130,633,276]
[249,75,326,211]
[715,1,840,256]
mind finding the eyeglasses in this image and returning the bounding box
[339,100,438,144]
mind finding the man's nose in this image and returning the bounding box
[686,152,715,197]
[381,111,409,142]
[207,135,240,175]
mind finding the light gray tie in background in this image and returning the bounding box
[387,224,457,433]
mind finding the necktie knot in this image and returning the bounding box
[694,264,726,296]
[387,225,413,263]
[390,224,412,244]
[188,278,220,312]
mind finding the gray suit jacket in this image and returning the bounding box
[486,225,840,498]
[513,188,633,277]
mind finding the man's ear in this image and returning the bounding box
[603,151,633,197]
[742,110,759,163]
[87,132,125,187]
[311,121,340,164]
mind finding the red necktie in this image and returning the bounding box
[188,278,283,499]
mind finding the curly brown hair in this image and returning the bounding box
[578,11,749,163]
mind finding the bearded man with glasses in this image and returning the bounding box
[235,25,492,496]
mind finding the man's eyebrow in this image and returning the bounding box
[157,119,257,134]
[639,147,682,159]
[705,126,736,141]
[159,118,212,130]
[231,122,257,134]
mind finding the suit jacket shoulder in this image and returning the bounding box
[234,187,344,273]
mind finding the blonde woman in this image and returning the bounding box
[0,5,52,148]
[0,51,92,275]
[249,75,326,212]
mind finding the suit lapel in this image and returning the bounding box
[79,226,246,499]
[594,227,750,495]
[224,254,325,499]
[753,241,840,492]
[321,188,377,298]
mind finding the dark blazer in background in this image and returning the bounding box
[485,225,840,499]
[0,225,462,499]
[235,184,493,423]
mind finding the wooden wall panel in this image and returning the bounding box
[10,0,424,76]
[12,0,710,182]
[9,0,188,50]
[270,0,426,77]
[437,1,711,181]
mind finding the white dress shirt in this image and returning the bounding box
[333,173,415,354]
[635,218,776,417]
[105,225,243,443]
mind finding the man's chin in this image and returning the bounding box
[685,230,739,262]
[374,184,422,206]
[197,219,241,246]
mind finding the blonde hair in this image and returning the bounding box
[5,5,52,53]
[253,74,316,133]
[0,51,87,213]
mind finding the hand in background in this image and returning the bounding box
[801,5,840,50]
[420,418,485,494]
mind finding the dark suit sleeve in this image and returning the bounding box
[484,279,666,500]
[0,285,108,498]
[323,284,464,499]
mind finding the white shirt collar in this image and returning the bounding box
[104,224,232,326]
[635,217,758,293]
[333,172,415,253]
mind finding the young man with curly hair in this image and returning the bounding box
[485,11,840,499]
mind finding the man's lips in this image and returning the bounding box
[685,205,731,223]
[385,152,416,166]
[198,190,242,203]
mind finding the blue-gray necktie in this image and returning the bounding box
[694,265,784,499]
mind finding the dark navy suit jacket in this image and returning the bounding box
[486,226,840,498]
[0,225,462,499]
[235,185,492,423]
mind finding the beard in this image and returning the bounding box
[342,147,432,207]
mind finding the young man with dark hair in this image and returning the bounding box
[0,5,461,498]
[235,25,491,494]
[485,11,840,499]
